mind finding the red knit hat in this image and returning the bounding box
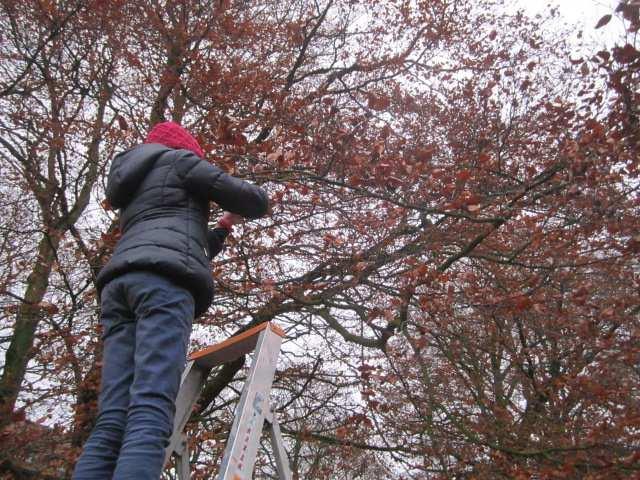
[144,121,204,158]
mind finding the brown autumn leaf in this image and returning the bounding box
[595,14,612,29]
[116,114,128,130]
[266,148,283,162]
[100,198,112,211]
[613,43,640,63]
[581,62,590,75]
[37,301,59,315]
[456,170,471,181]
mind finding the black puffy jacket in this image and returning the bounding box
[95,143,268,317]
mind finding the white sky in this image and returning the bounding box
[547,0,618,22]
[523,0,616,24]
[520,0,624,49]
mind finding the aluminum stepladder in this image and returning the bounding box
[163,322,292,480]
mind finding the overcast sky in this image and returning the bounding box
[521,0,623,49]
[546,0,617,23]
[522,0,616,23]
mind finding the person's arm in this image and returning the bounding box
[206,213,244,260]
[206,227,229,259]
[175,151,268,219]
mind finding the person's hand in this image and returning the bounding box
[222,212,243,225]
[218,212,243,230]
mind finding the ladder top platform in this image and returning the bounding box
[189,322,285,369]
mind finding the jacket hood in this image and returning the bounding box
[106,143,169,209]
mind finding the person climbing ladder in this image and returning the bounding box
[73,121,268,480]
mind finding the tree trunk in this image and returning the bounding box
[0,233,58,427]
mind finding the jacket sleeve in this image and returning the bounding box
[207,227,229,260]
[175,151,269,219]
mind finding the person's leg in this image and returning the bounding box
[73,278,135,479]
[112,271,194,480]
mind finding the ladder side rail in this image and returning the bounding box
[267,412,293,480]
[164,361,210,467]
[175,434,191,480]
[217,326,283,480]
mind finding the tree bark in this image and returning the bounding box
[0,232,59,427]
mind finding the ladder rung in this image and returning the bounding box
[189,322,285,369]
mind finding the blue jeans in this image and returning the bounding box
[73,271,194,480]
